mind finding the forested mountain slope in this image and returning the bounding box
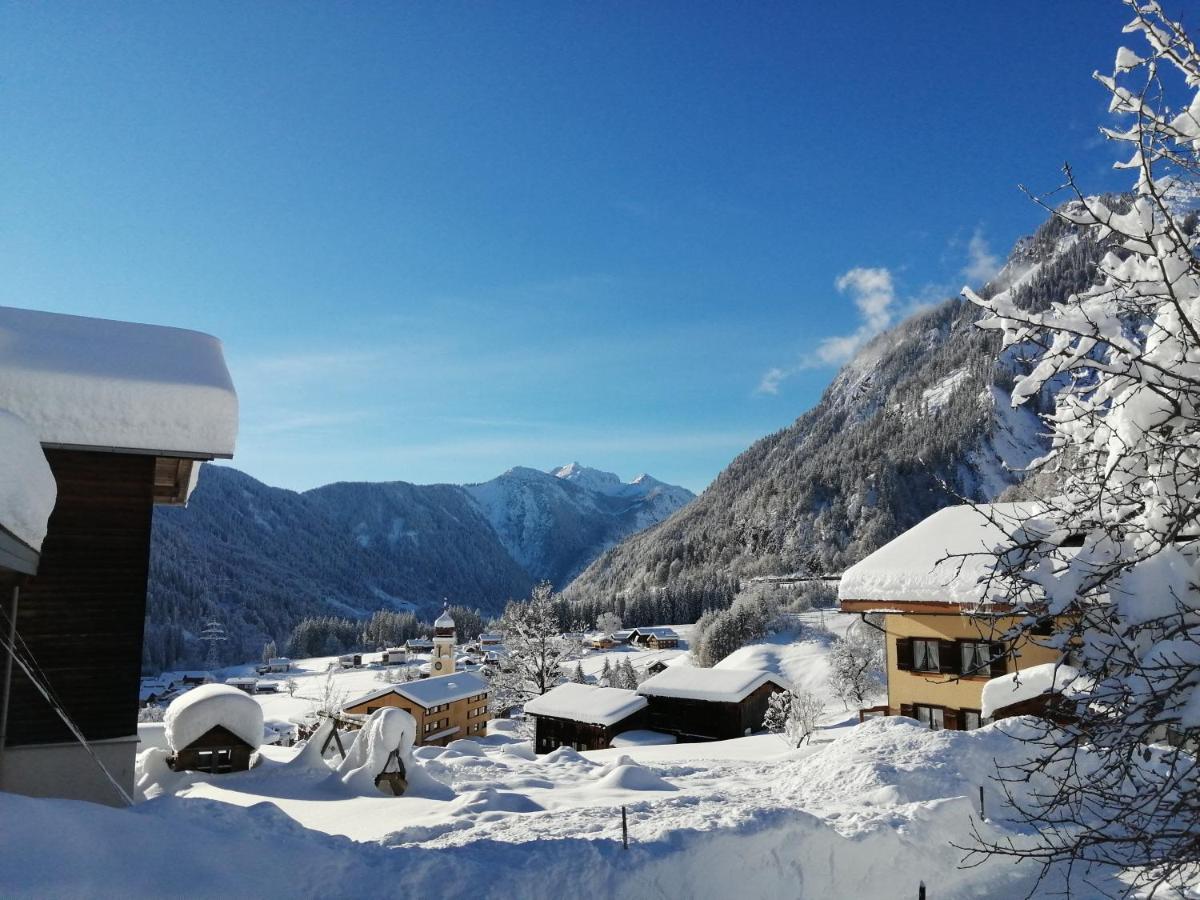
[563,207,1115,609]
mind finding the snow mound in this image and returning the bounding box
[595,764,677,792]
[444,739,488,757]
[332,708,453,799]
[0,409,55,551]
[981,663,1085,719]
[449,788,544,817]
[164,684,263,752]
[0,305,238,457]
[594,754,636,776]
[609,730,676,748]
[542,746,593,766]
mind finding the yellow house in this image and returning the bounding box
[343,671,491,746]
[839,503,1065,730]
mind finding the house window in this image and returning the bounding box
[912,639,940,672]
[960,642,993,676]
[914,705,945,730]
[960,709,983,730]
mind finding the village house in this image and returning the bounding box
[524,683,648,753]
[405,637,434,654]
[636,667,789,742]
[629,627,680,649]
[838,503,1070,730]
[0,306,237,806]
[342,672,491,746]
[584,633,617,650]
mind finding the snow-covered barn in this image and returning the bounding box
[0,306,237,806]
[524,683,648,753]
[636,667,789,742]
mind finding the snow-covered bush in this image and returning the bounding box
[763,690,824,748]
[827,620,885,709]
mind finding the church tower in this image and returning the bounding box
[431,603,456,676]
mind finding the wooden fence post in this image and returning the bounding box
[979,784,985,819]
[622,805,628,850]
[919,880,926,900]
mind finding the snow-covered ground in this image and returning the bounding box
[15,614,1189,898]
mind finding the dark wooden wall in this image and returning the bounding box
[7,450,155,746]
[533,710,648,754]
[645,683,784,742]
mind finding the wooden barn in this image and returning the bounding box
[629,627,680,649]
[636,667,789,742]
[524,683,648,754]
[0,306,237,806]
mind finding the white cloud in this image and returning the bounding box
[756,266,897,394]
[962,227,1001,286]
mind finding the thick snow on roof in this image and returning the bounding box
[981,662,1086,719]
[524,683,648,727]
[637,667,788,703]
[347,671,489,711]
[633,627,680,639]
[839,503,1037,605]
[0,306,237,457]
[0,410,56,551]
[163,683,263,751]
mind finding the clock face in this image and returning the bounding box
[434,661,443,671]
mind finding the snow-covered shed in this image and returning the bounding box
[343,671,491,746]
[636,668,790,742]
[164,684,263,774]
[0,306,237,807]
[524,683,649,753]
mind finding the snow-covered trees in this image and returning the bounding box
[762,690,824,748]
[489,582,566,714]
[571,663,586,684]
[261,640,277,665]
[691,590,781,667]
[611,658,639,691]
[827,621,885,709]
[965,3,1200,888]
[599,657,613,688]
[596,611,623,636]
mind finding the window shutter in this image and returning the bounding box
[942,708,959,731]
[895,638,913,671]
[900,703,915,719]
[939,640,961,675]
[990,644,1008,678]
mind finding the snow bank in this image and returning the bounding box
[839,502,1038,605]
[595,764,677,792]
[163,684,263,751]
[0,409,55,551]
[524,683,647,726]
[637,666,789,702]
[981,663,1085,719]
[0,305,237,457]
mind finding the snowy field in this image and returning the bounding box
[5,613,1188,898]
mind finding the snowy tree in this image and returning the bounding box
[612,658,639,691]
[827,622,884,709]
[261,639,277,665]
[963,3,1200,888]
[599,657,613,688]
[596,611,623,636]
[305,671,348,720]
[571,662,586,684]
[762,690,824,748]
[490,582,565,711]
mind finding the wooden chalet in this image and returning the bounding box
[0,306,237,806]
[164,684,262,775]
[629,627,680,649]
[524,683,648,753]
[636,667,788,742]
[343,671,491,747]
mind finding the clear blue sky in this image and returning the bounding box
[0,2,1132,493]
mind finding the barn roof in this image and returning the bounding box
[637,666,789,703]
[524,683,647,727]
[0,306,237,459]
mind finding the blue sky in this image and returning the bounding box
[1,2,1132,493]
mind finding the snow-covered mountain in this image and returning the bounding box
[564,206,1116,607]
[146,463,695,668]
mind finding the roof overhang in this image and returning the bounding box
[839,599,1014,615]
[0,526,38,576]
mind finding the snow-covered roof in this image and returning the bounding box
[980,662,1086,719]
[839,503,1038,606]
[434,606,455,629]
[163,683,263,751]
[479,633,502,643]
[637,667,789,703]
[345,671,490,712]
[0,306,238,458]
[0,409,56,553]
[632,627,680,639]
[524,683,648,727]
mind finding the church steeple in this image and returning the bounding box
[431,601,456,676]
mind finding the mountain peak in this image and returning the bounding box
[550,462,623,492]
